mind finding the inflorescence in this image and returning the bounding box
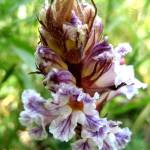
[19,0,146,149]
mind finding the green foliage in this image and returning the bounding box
[0,0,150,149]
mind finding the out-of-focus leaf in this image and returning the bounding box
[133,103,150,133]
[0,64,16,89]
[13,47,35,70]
[134,52,150,68]
[107,97,150,116]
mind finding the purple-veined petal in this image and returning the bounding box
[118,79,147,99]
[29,125,47,140]
[35,45,67,75]
[83,38,112,66]
[72,138,98,150]
[22,90,54,117]
[102,133,117,150]
[83,16,103,56]
[49,107,76,142]
[82,39,115,96]
[78,92,94,103]
[43,69,76,92]
[101,121,132,150]
[115,43,132,57]
[94,63,116,89]
[19,111,34,127]
[83,103,103,130]
[28,114,47,140]
[115,128,132,149]
[58,83,82,99]
[91,39,112,58]
[22,89,42,106]
[21,90,60,127]
[108,120,122,128]
[80,119,131,150]
[81,120,108,149]
[84,114,102,130]
[22,90,45,112]
[82,124,108,138]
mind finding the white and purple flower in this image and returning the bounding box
[49,84,102,141]
[19,90,56,140]
[72,120,131,150]
[19,0,147,149]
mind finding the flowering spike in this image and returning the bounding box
[19,0,147,149]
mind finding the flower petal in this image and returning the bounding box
[82,126,108,144]
[35,45,67,75]
[115,128,132,149]
[28,114,47,140]
[43,69,76,92]
[115,43,132,57]
[84,114,102,130]
[22,90,53,117]
[49,112,76,142]
[72,138,98,150]
[19,111,34,127]
[82,39,114,95]
[29,125,47,140]
[114,65,135,87]
[102,133,117,150]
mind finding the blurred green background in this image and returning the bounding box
[0,0,150,149]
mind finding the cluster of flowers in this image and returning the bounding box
[19,0,146,149]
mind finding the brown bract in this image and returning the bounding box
[38,0,100,64]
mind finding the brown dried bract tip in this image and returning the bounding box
[46,7,64,41]
[90,0,97,29]
[54,0,75,25]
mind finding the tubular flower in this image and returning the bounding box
[19,0,147,149]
